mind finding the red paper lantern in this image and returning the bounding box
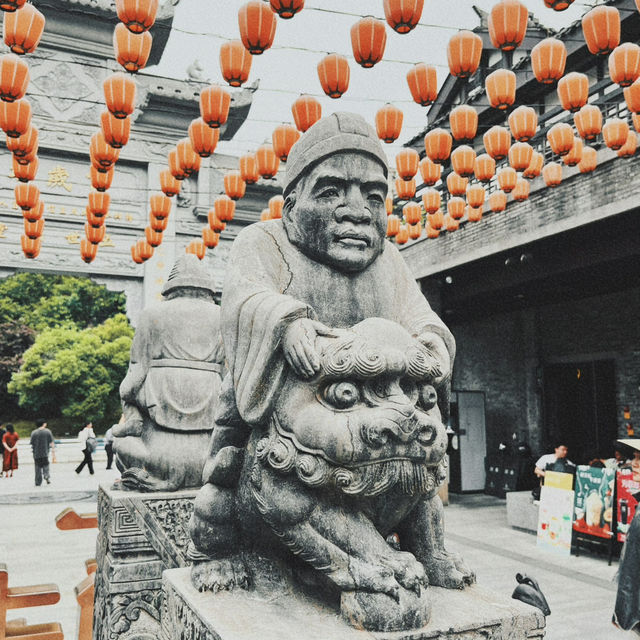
[215,194,236,222]
[208,211,226,232]
[466,184,485,208]
[137,239,154,261]
[609,43,640,87]
[427,210,444,230]
[103,73,136,119]
[101,111,130,149]
[624,79,640,114]
[424,128,452,164]
[385,196,393,216]
[523,151,544,179]
[351,17,386,68]
[130,244,143,264]
[91,166,114,192]
[113,22,151,72]
[224,171,246,200]
[116,0,158,33]
[189,118,220,157]
[483,125,511,160]
[497,167,517,193]
[488,0,528,51]
[419,157,441,185]
[88,191,110,216]
[318,54,350,99]
[159,170,181,197]
[446,172,468,197]
[634,113,640,133]
[395,225,409,245]
[578,146,597,173]
[450,145,476,178]
[406,63,437,106]
[573,104,602,140]
[485,69,516,110]
[543,162,562,187]
[145,226,163,248]
[176,138,201,177]
[617,131,638,158]
[422,189,441,214]
[0,97,30,137]
[582,6,620,56]
[239,154,259,184]
[546,122,574,156]
[21,235,40,258]
[395,149,419,181]
[260,209,270,221]
[291,95,321,132]
[150,193,171,219]
[449,105,477,142]
[219,39,252,87]
[465,205,481,222]
[186,240,206,260]
[562,137,583,167]
[543,0,574,11]
[375,104,403,143]
[269,194,284,219]
[86,207,106,227]
[202,227,220,249]
[508,142,533,171]
[403,201,422,225]
[408,222,422,240]
[12,155,36,182]
[425,224,439,238]
[474,154,495,183]
[602,117,629,150]
[383,0,423,34]
[256,144,279,178]
[447,30,482,79]
[150,213,168,232]
[531,38,566,84]
[557,72,588,112]
[91,132,121,171]
[512,178,530,201]
[395,177,416,200]
[22,200,43,222]
[15,182,38,209]
[24,217,43,239]
[200,85,231,128]
[3,3,45,54]
[447,197,465,220]
[444,214,459,232]
[269,0,304,19]
[0,53,28,102]
[85,223,105,245]
[489,191,507,213]
[238,1,277,55]
[6,124,37,157]
[0,0,27,12]
[272,124,300,162]
[508,105,537,142]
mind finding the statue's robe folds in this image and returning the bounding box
[120,297,224,432]
[219,221,455,429]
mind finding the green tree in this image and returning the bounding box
[0,321,36,413]
[8,314,134,427]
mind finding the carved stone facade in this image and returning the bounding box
[93,485,197,640]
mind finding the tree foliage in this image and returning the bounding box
[0,321,36,412]
[7,314,134,424]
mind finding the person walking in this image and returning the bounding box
[2,424,19,478]
[75,420,96,475]
[104,422,116,470]
[30,419,54,486]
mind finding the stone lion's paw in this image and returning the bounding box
[191,557,250,593]
[424,551,474,590]
[382,550,427,595]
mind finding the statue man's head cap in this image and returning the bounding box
[283,112,388,198]
[161,254,216,297]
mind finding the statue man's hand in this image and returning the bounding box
[283,318,338,379]
[417,333,451,387]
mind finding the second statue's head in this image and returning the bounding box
[282,112,389,273]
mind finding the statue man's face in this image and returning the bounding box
[284,153,388,272]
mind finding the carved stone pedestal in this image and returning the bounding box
[161,567,546,640]
[93,484,197,640]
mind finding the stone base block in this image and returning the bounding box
[161,567,545,640]
[506,491,539,534]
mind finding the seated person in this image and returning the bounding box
[534,443,575,480]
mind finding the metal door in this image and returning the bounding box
[457,391,487,492]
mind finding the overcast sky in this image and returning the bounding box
[150,0,588,163]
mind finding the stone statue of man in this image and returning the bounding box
[113,254,224,491]
[188,113,473,632]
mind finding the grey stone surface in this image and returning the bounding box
[162,567,545,640]
[114,255,224,491]
[93,483,197,640]
[188,113,477,632]
[506,491,540,534]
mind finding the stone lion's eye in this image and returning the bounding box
[323,381,360,409]
[418,384,438,411]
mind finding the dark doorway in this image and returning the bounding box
[543,360,617,465]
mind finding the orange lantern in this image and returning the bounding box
[634,113,640,133]
[12,155,36,182]
[466,184,485,208]
[422,189,441,214]
[91,166,114,192]
[0,0,27,11]
[238,1,277,55]
[426,225,440,239]
[427,209,444,230]
[386,214,401,237]
[602,117,629,150]
[483,125,511,160]
[159,169,181,197]
[269,0,304,19]
[150,213,168,232]
[215,194,236,222]
[375,104,403,143]
[291,94,321,132]
[383,0,423,34]
[531,38,566,84]
[466,206,482,222]
[508,105,537,142]
[523,151,544,179]
[116,0,158,33]
[260,209,270,221]
[168,150,188,181]
[24,217,43,239]
[624,79,640,113]
[272,124,300,162]
[512,179,530,202]
[497,167,517,193]
[447,30,482,79]
[22,200,43,222]
[573,104,602,140]
[395,177,416,200]
[103,73,136,119]
[385,196,393,216]
[447,197,465,220]
[113,23,151,72]
[474,154,495,183]
[176,138,201,177]
[200,85,230,128]
[562,137,583,166]
[406,63,437,106]
[202,227,220,249]
[351,17,386,68]
[395,148,419,180]
[3,3,45,54]
[0,97,30,137]
[256,144,279,178]
[145,226,163,248]
[130,243,143,264]
[219,40,252,87]
[6,124,37,157]
[488,0,528,51]
[224,171,246,200]
[239,154,259,184]
[609,43,640,87]
[150,193,171,219]
[408,222,422,240]
[543,162,562,187]
[419,157,441,185]
[22,234,41,258]
[403,201,422,225]
[485,69,516,110]
[137,239,154,261]
[578,146,597,173]
[543,0,574,10]
[85,223,105,245]
[269,194,284,219]
[446,172,468,196]
[15,182,38,209]
[317,53,349,99]
[557,72,588,112]
[581,6,619,56]
[395,225,409,245]
[489,191,507,213]
[189,118,220,158]
[449,105,477,142]
[617,131,638,158]
[101,111,130,149]
[186,240,206,260]
[208,211,226,232]
[424,128,452,164]
[508,142,533,171]
[444,214,459,232]
[0,53,28,102]
[450,145,476,178]
[88,191,110,216]
[86,207,106,227]
[547,122,574,156]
